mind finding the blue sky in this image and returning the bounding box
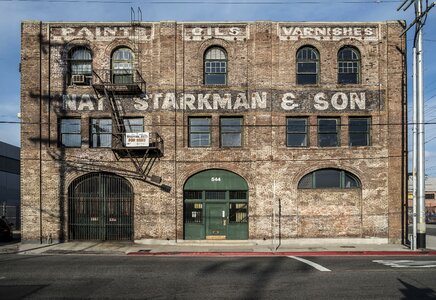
[0,0,435,174]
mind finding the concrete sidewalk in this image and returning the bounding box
[3,238,435,256]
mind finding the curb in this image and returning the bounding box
[127,250,436,257]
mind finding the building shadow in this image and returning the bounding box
[398,278,436,299]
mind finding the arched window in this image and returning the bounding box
[111,47,134,84]
[204,47,227,85]
[68,47,92,85]
[338,46,360,84]
[296,46,319,84]
[298,168,360,189]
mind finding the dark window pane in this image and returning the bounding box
[297,74,317,85]
[349,133,367,146]
[298,173,313,188]
[319,133,338,147]
[345,173,359,188]
[298,62,317,73]
[184,191,202,200]
[229,191,247,199]
[287,119,306,132]
[205,191,226,200]
[349,119,368,132]
[338,73,358,84]
[287,134,307,147]
[318,119,337,132]
[315,169,341,188]
[229,203,248,223]
[205,74,226,85]
[185,203,203,223]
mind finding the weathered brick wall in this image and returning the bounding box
[20,21,407,243]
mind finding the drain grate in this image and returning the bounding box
[340,246,356,249]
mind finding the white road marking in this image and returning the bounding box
[0,277,6,280]
[288,256,331,272]
[373,260,436,268]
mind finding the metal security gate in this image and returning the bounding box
[68,172,133,240]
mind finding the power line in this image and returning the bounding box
[0,0,403,3]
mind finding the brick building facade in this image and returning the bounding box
[20,20,407,243]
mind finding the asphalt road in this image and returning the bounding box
[1,254,436,299]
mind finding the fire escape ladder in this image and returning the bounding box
[92,68,168,190]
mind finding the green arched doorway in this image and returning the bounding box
[184,169,248,240]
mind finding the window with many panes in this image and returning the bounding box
[220,117,242,147]
[287,117,308,147]
[112,47,134,84]
[90,118,112,148]
[338,46,360,84]
[204,47,227,85]
[189,117,211,147]
[318,118,340,147]
[59,118,81,148]
[349,117,370,146]
[296,46,319,85]
[68,47,92,85]
[298,169,360,189]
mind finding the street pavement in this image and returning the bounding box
[1,254,436,299]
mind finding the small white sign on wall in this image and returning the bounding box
[125,132,150,147]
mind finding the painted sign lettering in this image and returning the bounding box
[60,90,382,113]
[279,25,378,41]
[184,25,248,41]
[51,26,153,42]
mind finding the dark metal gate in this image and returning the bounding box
[68,172,133,240]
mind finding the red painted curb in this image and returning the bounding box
[127,250,436,257]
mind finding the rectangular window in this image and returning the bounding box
[220,117,242,147]
[189,117,211,147]
[349,117,370,146]
[60,118,81,148]
[91,118,112,148]
[318,118,340,147]
[229,203,248,223]
[287,118,308,147]
[184,203,203,224]
[123,118,144,133]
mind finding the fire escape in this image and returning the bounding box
[92,10,169,191]
[92,70,168,191]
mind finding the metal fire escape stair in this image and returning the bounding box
[92,70,167,191]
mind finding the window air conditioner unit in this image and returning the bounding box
[71,74,85,84]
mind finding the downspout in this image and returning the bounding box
[39,21,43,244]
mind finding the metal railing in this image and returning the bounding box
[92,69,146,95]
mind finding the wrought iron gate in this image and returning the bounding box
[68,172,133,240]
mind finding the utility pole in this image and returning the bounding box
[398,0,435,249]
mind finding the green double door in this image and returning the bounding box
[206,203,228,239]
[183,169,249,240]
